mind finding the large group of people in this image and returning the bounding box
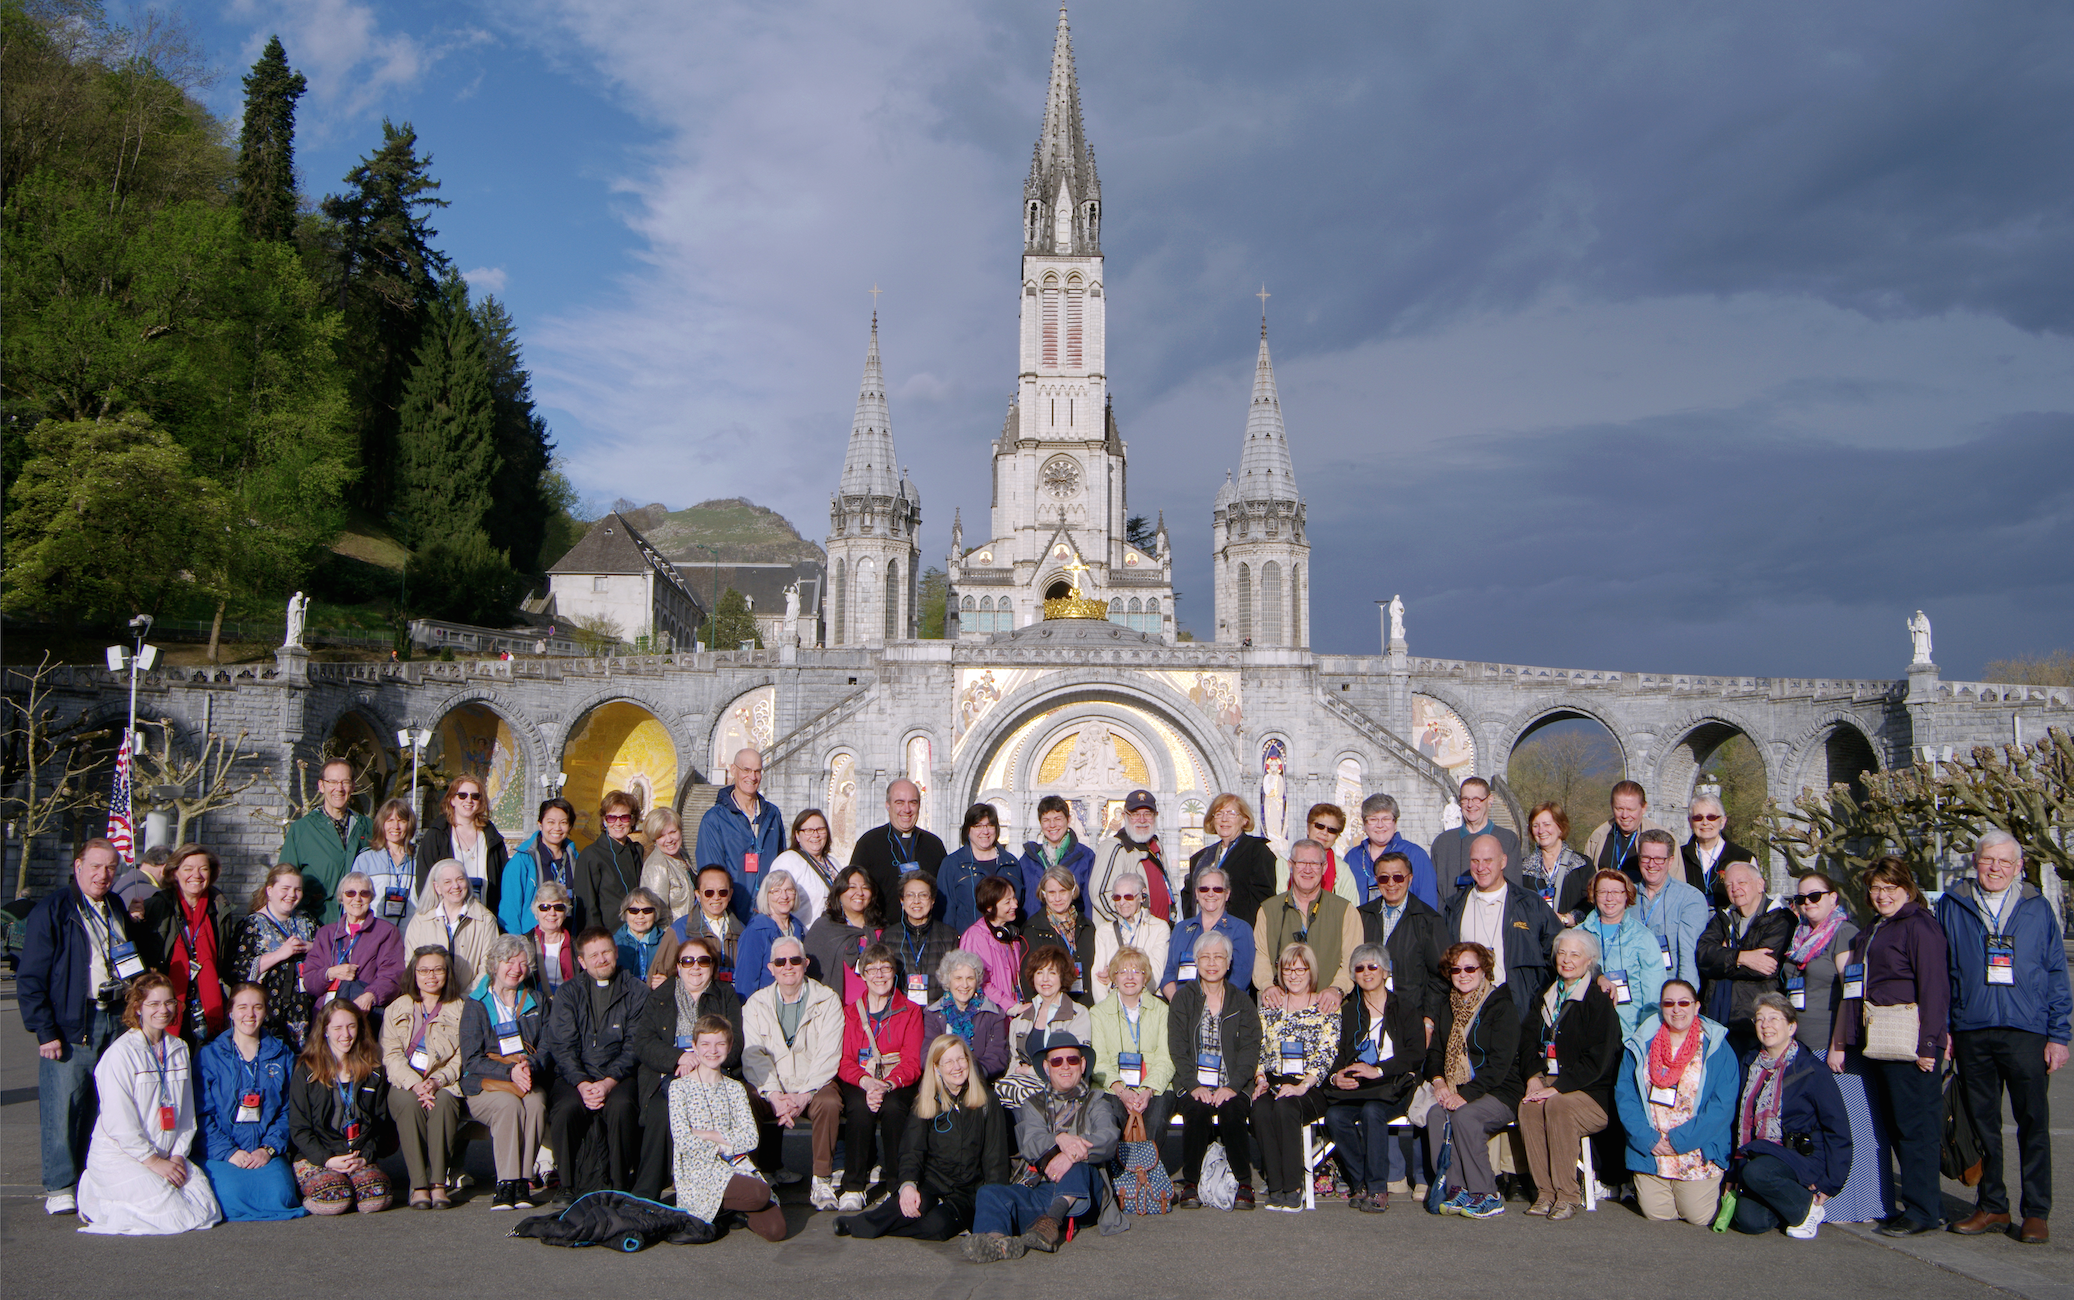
[18,754,2068,1263]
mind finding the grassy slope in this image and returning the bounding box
[331,508,409,571]
[636,497,826,563]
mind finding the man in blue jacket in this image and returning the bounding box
[1343,793,1439,908]
[1938,832,2071,1246]
[19,839,139,1215]
[696,748,785,923]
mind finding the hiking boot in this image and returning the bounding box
[1021,1216,1063,1252]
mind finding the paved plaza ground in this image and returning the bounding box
[4,974,2067,1300]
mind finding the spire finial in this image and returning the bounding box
[870,282,882,307]
[1257,283,1270,336]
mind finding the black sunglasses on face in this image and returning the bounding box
[1793,890,1833,905]
[536,903,567,912]
[770,956,805,967]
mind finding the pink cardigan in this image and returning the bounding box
[959,919,1025,1012]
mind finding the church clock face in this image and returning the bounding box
[1041,456,1082,499]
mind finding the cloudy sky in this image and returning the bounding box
[191,0,2074,679]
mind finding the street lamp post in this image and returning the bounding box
[104,615,158,860]
[396,727,434,815]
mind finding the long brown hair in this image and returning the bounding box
[248,863,304,915]
[301,1000,380,1085]
[444,777,489,832]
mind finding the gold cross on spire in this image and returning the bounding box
[869,283,882,307]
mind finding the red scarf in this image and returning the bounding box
[1140,836,1171,921]
[1648,1022,1704,1089]
[172,893,226,1036]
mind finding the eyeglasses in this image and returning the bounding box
[339,889,372,899]
[1044,1055,1083,1069]
[1661,999,1696,1009]
[1196,885,1228,895]
[625,906,656,916]
[770,955,805,967]
[536,903,567,913]
[1110,893,1139,902]
[1449,964,1483,975]
[1793,890,1833,905]
[1375,873,1409,885]
[1688,812,1722,822]
[452,791,482,802]
[1638,854,1672,865]
[319,778,351,789]
[603,813,634,824]
[700,888,732,898]
[677,955,714,968]
[1867,883,1907,896]
[1279,961,1308,971]
[1351,963,1383,974]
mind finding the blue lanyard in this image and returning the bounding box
[1123,1005,1141,1052]
[543,844,570,889]
[902,923,927,972]
[264,912,300,946]
[240,1051,262,1098]
[335,1078,355,1121]
[1606,828,1639,871]
[338,921,366,965]
[888,828,916,866]
[149,1035,174,1109]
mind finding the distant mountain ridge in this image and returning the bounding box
[617,497,826,564]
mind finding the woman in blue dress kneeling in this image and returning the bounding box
[196,983,307,1221]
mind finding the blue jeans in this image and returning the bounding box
[1324,1098,1410,1192]
[39,1008,118,1192]
[973,1162,1096,1235]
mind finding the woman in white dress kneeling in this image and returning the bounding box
[78,973,222,1234]
[669,1014,787,1240]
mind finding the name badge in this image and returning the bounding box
[744,852,759,875]
[1279,1041,1306,1074]
[1118,1052,1144,1086]
[1649,1084,1678,1107]
[1070,960,1084,993]
[907,973,929,999]
[1786,975,1806,1010]
[1608,969,1632,1005]
[1658,935,1673,971]
[159,1103,177,1131]
[467,876,487,900]
[110,940,145,981]
[1841,963,1865,1001]
[1178,960,1198,982]
[409,1047,431,1073]
[676,1034,697,1050]
[1196,1052,1222,1087]
[1545,1044,1561,1077]
[382,888,410,921]
[237,1093,263,1124]
[495,1021,524,1055]
[1986,938,2015,986]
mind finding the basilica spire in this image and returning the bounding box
[839,312,900,497]
[1024,5,1100,255]
[1235,314,1299,502]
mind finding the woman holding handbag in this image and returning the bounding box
[1827,857,1948,1238]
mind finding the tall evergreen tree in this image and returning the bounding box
[473,295,556,573]
[235,35,305,243]
[392,274,497,550]
[321,119,448,504]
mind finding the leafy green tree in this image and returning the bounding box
[473,295,556,572]
[393,274,497,550]
[536,458,588,568]
[700,587,761,650]
[2,412,231,622]
[917,565,947,638]
[321,120,448,505]
[403,527,519,625]
[235,35,305,244]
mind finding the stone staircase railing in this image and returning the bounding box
[764,688,874,774]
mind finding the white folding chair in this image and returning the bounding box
[1300,1119,1337,1210]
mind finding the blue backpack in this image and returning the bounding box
[1112,1112,1174,1215]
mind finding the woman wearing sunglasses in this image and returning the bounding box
[1613,977,1736,1225]
[1324,943,1427,1211]
[1422,942,1522,1219]
[575,788,645,929]
[301,870,406,1019]
[631,933,746,1200]
[1089,872,1170,1002]
[525,881,577,994]
[413,777,508,917]
[613,887,672,987]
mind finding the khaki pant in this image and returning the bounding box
[1634,1170,1722,1225]
[1518,1091,1608,1206]
[466,1087,546,1183]
[750,1080,843,1178]
[389,1085,462,1192]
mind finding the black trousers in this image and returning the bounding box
[1730,1153,1814,1234]
[1863,1052,1945,1228]
[1253,1089,1330,1194]
[547,1077,640,1193]
[1954,1028,2054,1219]
[1177,1089,1253,1185]
[632,1089,673,1201]
[838,1080,917,1192]
[837,1186,975,1240]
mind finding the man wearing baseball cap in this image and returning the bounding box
[1088,790,1173,923]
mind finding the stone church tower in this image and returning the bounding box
[948,4,1173,640]
[826,314,920,645]
[1213,317,1309,647]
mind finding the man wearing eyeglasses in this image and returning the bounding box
[1357,851,1448,1029]
[966,1028,1122,1261]
[1088,790,1173,922]
[696,748,788,923]
[1937,832,2070,1246]
[1255,839,1361,1006]
[740,935,845,1207]
[1633,830,1709,986]
[277,759,372,924]
[1429,778,1519,902]
[1679,795,1753,910]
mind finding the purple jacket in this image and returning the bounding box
[299,916,406,1008]
[1834,900,1949,1059]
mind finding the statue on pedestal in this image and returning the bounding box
[284,592,308,649]
[1908,609,1933,666]
[1388,594,1406,645]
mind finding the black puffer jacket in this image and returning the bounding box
[897,1098,1013,1206]
[1696,904,1795,1039]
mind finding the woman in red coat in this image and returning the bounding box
[834,943,924,1211]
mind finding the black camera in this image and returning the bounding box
[1783,1131,1815,1156]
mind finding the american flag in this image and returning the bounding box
[104,731,135,863]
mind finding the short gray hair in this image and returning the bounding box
[1554,928,1601,967]
[770,934,807,962]
[340,871,373,894]
[1688,794,1725,817]
[1193,930,1234,962]
[1112,871,1145,896]
[1288,838,1328,866]
[622,886,666,922]
[1360,793,1399,820]
[534,880,569,905]
[758,868,802,916]
[1975,830,2022,858]
[1348,941,1390,974]
[485,932,534,975]
[1752,991,1798,1025]
[938,948,984,985]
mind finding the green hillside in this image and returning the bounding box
[630,497,825,563]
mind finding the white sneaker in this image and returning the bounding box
[809,1176,839,1211]
[867,1164,881,1185]
[45,1190,76,1215]
[1787,1201,1826,1240]
[837,1190,867,1211]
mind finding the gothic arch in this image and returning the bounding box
[1650,710,1772,822]
[1785,713,1884,799]
[1497,700,1635,778]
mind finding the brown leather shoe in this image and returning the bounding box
[2015,1218,2049,1245]
[1021,1216,1062,1252]
[1949,1209,2011,1235]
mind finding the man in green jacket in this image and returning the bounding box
[278,758,372,923]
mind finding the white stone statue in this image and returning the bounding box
[1908,609,1933,665]
[1388,594,1406,644]
[1064,722,1129,790]
[784,582,800,622]
[284,592,308,649]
